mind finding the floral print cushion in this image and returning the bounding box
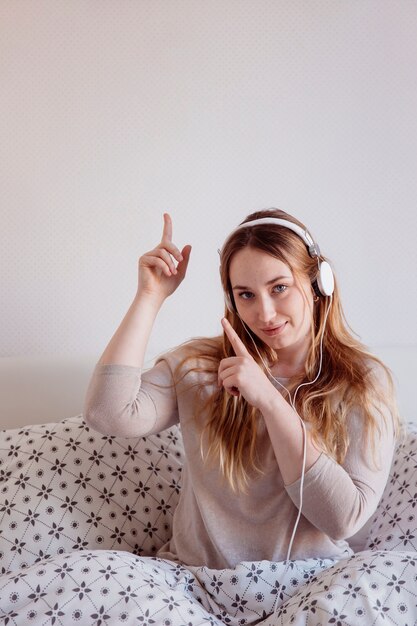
[0,415,183,574]
[365,421,417,552]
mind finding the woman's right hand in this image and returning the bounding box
[137,213,191,302]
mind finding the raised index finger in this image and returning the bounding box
[221,318,251,357]
[161,212,173,242]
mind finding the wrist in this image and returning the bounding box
[259,388,286,420]
[134,289,165,310]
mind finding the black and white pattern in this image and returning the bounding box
[1,547,417,624]
[0,416,183,573]
[1,416,417,625]
[366,427,417,553]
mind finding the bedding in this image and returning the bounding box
[1,415,416,625]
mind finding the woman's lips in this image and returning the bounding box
[261,322,287,336]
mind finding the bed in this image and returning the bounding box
[0,348,416,625]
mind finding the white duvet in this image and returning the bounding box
[1,549,416,625]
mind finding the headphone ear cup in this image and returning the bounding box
[316,261,335,296]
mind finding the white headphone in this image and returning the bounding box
[221,217,334,312]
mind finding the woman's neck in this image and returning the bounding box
[269,362,304,379]
[269,340,310,379]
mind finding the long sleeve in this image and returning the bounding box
[285,395,396,541]
[83,357,179,438]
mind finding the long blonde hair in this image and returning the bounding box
[173,208,402,492]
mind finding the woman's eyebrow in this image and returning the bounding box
[232,275,292,290]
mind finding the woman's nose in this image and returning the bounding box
[257,297,276,323]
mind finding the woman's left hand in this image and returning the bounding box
[218,318,279,410]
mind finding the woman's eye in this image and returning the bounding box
[238,286,287,299]
[273,285,287,294]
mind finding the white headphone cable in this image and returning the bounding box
[236,295,332,560]
[284,296,332,560]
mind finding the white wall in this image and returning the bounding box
[1,1,416,412]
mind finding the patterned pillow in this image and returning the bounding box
[0,415,184,574]
[365,421,417,551]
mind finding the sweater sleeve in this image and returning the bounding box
[285,376,396,541]
[83,355,179,439]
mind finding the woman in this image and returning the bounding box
[84,208,401,569]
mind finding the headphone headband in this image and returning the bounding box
[227,217,321,258]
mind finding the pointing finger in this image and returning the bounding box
[161,212,173,243]
[221,318,251,357]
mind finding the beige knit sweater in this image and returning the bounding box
[83,341,395,569]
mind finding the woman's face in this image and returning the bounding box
[228,247,314,365]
